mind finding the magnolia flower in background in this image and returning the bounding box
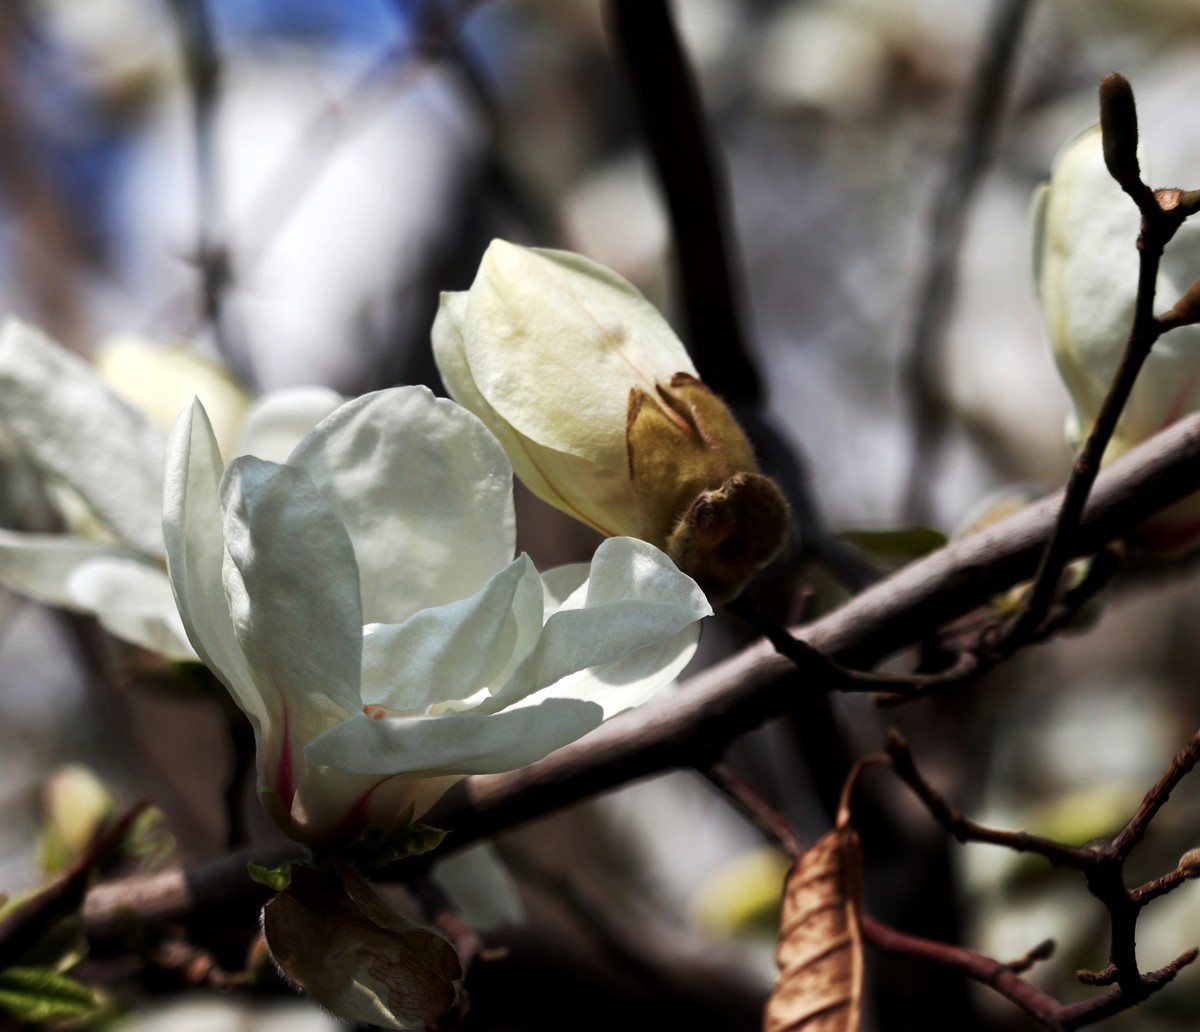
[433,239,789,604]
[164,386,710,844]
[0,318,342,659]
[93,334,252,460]
[1033,124,1200,552]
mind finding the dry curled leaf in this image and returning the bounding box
[764,822,864,1032]
[263,864,461,1030]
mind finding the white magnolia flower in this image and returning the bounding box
[163,386,711,843]
[0,318,342,659]
[1034,124,1200,550]
[432,239,788,602]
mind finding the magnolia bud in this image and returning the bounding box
[1033,124,1200,554]
[1098,73,1142,196]
[37,765,116,875]
[433,240,789,600]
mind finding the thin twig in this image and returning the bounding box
[886,732,1092,869]
[862,917,1065,1031]
[902,0,1037,522]
[703,761,804,859]
[165,0,250,383]
[888,726,1200,1008]
[1112,727,1200,860]
[1058,950,1199,1029]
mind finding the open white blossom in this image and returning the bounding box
[163,386,711,843]
[1034,125,1200,551]
[0,317,342,658]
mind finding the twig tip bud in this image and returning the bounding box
[1177,847,1200,878]
[1098,72,1142,194]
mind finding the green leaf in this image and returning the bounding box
[0,966,99,1022]
[121,806,176,867]
[248,860,294,892]
[840,526,947,563]
[337,823,448,869]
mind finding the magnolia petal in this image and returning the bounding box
[360,554,544,714]
[433,291,641,538]
[94,336,250,461]
[304,695,605,779]
[530,555,700,717]
[483,537,711,713]
[459,241,697,471]
[0,318,167,556]
[235,386,345,464]
[539,560,590,613]
[508,618,698,720]
[164,402,275,755]
[0,530,144,611]
[164,402,259,686]
[287,387,515,625]
[66,557,196,661]
[1035,125,1138,423]
[220,457,363,802]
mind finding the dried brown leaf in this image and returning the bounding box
[263,865,461,1030]
[764,824,864,1032]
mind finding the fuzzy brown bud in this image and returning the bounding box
[1098,73,1142,195]
[627,373,789,603]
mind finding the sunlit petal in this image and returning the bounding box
[288,386,515,624]
[235,386,345,464]
[483,537,711,713]
[457,241,695,470]
[433,291,640,537]
[360,554,543,713]
[220,456,362,801]
[163,401,263,719]
[305,695,605,779]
